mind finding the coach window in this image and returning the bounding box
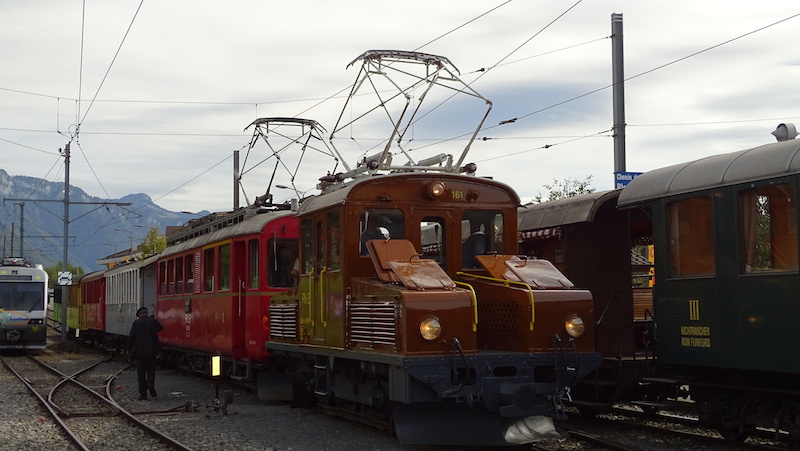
[328,211,341,271]
[175,256,184,295]
[185,255,195,294]
[219,244,231,291]
[420,217,446,269]
[667,196,715,277]
[461,210,503,269]
[740,183,798,273]
[359,208,404,255]
[204,248,215,292]
[248,239,259,288]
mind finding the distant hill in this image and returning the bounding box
[0,169,209,272]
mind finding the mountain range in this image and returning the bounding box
[0,169,208,272]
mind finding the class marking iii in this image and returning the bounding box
[688,299,700,321]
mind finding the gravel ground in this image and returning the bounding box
[2,329,436,451]
[112,365,430,451]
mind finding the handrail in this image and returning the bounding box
[452,281,478,332]
[306,268,315,328]
[456,272,535,331]
[319,267,328,327]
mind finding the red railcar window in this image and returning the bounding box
[167,259,175,295]
[219,244,231,291]
[248,239,259,288]
[158,261,166,295]
[204,248,215,292]
[175,256,184,295]
[185,255,195,294]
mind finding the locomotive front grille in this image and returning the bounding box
[349,302,396,347]
[478,301,521,347]
[269,303,298,339]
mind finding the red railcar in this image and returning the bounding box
[156,207,298,378]
[79,270,106,343]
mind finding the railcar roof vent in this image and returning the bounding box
[771,123,797,142]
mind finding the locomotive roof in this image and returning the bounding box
[299,172,520,216]
[160,209,294,258]
[518,189,621,231]
[618,139,800,207]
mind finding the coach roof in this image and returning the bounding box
[618,139,800,207]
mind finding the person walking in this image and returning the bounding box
[128,306,163,400]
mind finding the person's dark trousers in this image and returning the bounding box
[135,357,156,399]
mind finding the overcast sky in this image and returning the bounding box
[3,1,799,218]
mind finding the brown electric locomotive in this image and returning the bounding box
[265,170,601,446]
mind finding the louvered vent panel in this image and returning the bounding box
[269,303,298,339]
[350,302,396,347]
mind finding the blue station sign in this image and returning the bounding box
[615,171,642,189]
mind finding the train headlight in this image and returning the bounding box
[426,181,446,199]
[564,314,585,338]
[419,317,442,341]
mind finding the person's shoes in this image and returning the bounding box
[148,387,157,398]
[138,394,147,400]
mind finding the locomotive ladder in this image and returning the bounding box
[314,355,330,396]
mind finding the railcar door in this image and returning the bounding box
[312,219,326,342]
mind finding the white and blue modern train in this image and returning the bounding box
[0,257,48,349]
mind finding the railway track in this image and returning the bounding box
[0,351,195,451]
[529,407,794,451]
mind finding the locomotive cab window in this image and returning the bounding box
[667,196,715,277]
[739,183,798,273]
[267,238,299,288]
[420,217,446,269]
[328,211,341,271]
[359,208,404,255]
[461,210,503,269]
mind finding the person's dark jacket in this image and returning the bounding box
[128,315,163,358]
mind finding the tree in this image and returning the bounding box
[532,175,595,203]
[139,227,166,257]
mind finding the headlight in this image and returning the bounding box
[419,317,442,341]
[426,181,446,198]
[564,314,585,338]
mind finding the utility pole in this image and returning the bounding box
[61,143,70,345]
[17,202,24,258]
[611,13,627,177]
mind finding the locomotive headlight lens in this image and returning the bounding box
[419,317,442,341]
[564,314,585,338]
[427,181,446,198]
